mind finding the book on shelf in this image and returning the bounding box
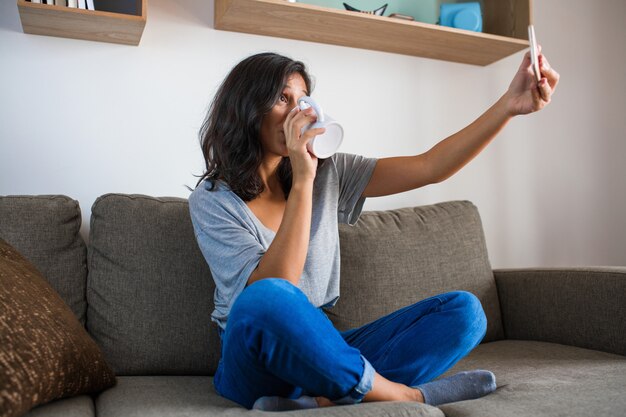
[27,0,95,10]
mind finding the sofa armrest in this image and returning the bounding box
[494,267,626,356]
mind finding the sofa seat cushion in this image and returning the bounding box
[332,201,503,342]
[24,395,95,417]
[95,376,443,417]
[440,340,626,417]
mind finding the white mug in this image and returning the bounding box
[297,96,343,159]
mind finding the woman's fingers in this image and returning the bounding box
[521,44,541,67]
[535,54,559,103]
[283,106,300,133]
[539,54,560,89]
[283,107,324,158]
[287,108,318,139]
[538,78,551,102]
[301,127,326,143]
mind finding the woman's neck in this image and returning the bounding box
[257,155,283,195]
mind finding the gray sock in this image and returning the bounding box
[252,395,318,411]
[415,370,497,406]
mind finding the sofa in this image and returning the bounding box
[1,193,625,417]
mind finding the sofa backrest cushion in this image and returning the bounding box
[0,195,88,325]
[87,194,220,376]
[328,201,504,343]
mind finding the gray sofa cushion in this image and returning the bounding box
[495,268,626,356]
[95,376,443,417]
[25,396,95,417]
[329,201,503,342]
[439,340,626,417]
[87,194,219,375]
[0,195,87,324]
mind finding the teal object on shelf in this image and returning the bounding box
[439,2,482,32]
[297,0,441,24]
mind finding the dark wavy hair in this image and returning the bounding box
[195,52,313,201]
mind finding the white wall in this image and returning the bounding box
[1,0,625,268]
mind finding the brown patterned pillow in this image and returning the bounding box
[0,238,116,417]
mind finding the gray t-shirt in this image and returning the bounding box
[189,152,378,331]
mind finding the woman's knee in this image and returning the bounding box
[230,278,304,325]
[445,291,487,342]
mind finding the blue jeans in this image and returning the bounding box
[214,278,487,409]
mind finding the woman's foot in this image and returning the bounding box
[414,370,497,406]
[252,395,318,411]
[252,370,496,411]
[314,396,335,407]
[363,372,424,403]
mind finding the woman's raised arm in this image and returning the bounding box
[362,50,559,198]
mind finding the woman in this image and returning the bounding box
[189,51,559,411]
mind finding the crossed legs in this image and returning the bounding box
[214,278,488,409]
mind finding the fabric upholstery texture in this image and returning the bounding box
[495,268,626,356]
[439,339,626,417]
[0,195,87,324]
[29,341,626,417]
[0,239,116,417]
[4,193,625,417]
[329,201,503,342]
[87,194,220,376]
[24,395,95,417]
[95,376,443,417]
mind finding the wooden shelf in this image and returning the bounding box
[17,0,147,46]
[215,0,531,66]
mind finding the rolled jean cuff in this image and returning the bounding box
[333,355,375,405]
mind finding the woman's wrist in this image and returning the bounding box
[497,92,518,120]
[290,177,315,194]
[291,159,317,186]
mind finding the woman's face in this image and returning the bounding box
[259,72,309,158]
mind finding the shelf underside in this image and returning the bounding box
[215,0,529,66]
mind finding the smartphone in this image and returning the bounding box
[528,25,541,82]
